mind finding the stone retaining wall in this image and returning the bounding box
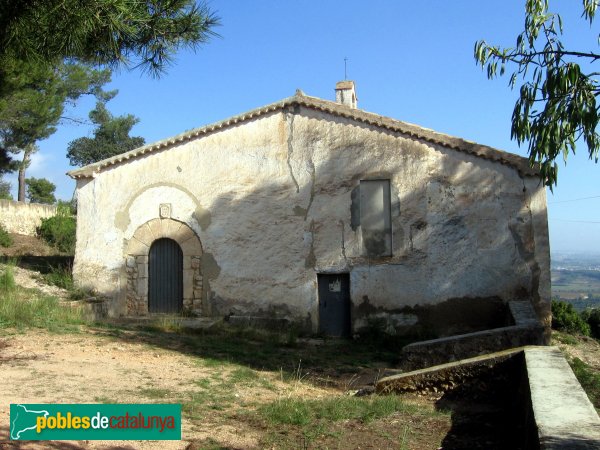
[377,346,600,449]
[400,300,544,370]
[525,347,600,449]
[0,199,57,235]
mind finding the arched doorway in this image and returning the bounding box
[124,218,204,315]
[148,238,183,313]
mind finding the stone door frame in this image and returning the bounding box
[124,218,203,315]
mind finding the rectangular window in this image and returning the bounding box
[360,179,392,257]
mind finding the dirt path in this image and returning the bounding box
[0,254,450,449]
[0,328,335,449]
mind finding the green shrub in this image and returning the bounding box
[551,300,590,336]
[0,223,12,247]
[581,308,600,339]
[38,202,76,254]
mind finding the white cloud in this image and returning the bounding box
[27,151,51,177]
[1,150,62,200]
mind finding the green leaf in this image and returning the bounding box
[475,0,600,186]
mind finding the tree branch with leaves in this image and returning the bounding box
[0,60,112,199]
[0,0,220,77]
[67,97,146,167]
[0,0,219,174]
[475,0,600,187]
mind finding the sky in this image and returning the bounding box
[4,1,599,255]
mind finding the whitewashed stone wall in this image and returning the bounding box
[72,106,550,334]
[0,199,57,235]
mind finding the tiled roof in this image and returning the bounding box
[67,90,538,179]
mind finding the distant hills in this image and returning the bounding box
[551,253,600,311]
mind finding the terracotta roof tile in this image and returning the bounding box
[68,91,538,179]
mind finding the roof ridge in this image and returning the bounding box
[68,91,538,179]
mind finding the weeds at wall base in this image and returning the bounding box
[40,264,74,290]
[0,263,86,332]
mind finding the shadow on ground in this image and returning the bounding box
[0,256,73,274]
[434,354,538,450]
[89,318,406,390]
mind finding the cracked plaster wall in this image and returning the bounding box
[73,106,550,333]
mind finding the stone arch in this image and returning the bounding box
[124,218,203,315]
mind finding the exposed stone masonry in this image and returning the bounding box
[124,218,203,315]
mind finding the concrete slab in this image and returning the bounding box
[525,346,600,449]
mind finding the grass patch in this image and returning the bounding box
[142,315,184,333]
[229,366,259,384]
[138,387,173,400]
[553,331,579,346]
[0,293,83,331]
[228,366,276,390]
[257,394,423,447]
[195,356,224,368]
[182,388,236,419]
[261,394,411,426]
[569,357,600,411]
[0,263,16,291]
[0,263,84,331]
[194,378,212,389]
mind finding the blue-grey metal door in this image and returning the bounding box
[148,238,183,313]
[318,273,351,337]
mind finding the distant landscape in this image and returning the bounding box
[552,253,600,311]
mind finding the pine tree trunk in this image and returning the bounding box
[17,148,32,202]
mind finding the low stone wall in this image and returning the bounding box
[399,300,544,371]
[0,199,57,235]
[377,346,600,449]
[376,347,524,395]
[377,348,536,448]
[525,346,600,449]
